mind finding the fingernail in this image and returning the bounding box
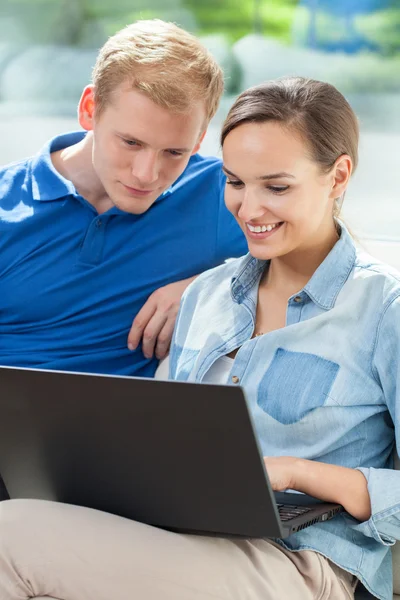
[128,343,134,351]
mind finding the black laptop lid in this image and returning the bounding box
[0,366,285,538]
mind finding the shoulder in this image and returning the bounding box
[171,153,224,191]
[186,152,222,173]
[0,156,34,212]
[353,248,400,305]
[181,254,249,307]
[0,157,32,192]
[172,256,248,366]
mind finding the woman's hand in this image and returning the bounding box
[263,456,300,491]
[263,456,372,522]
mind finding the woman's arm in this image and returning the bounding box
[264,456,371,522]
[265,295,400,540]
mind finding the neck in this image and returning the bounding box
[51,132,113,214]
[262,223,339,295]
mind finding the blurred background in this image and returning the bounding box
[0,0,399,242]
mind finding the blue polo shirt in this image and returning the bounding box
[0,131,246,377]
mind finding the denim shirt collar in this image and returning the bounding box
[231,223,357,311]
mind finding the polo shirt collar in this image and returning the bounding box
[30,131,87,202]
[29,130,174,207]
[231,222,356,310]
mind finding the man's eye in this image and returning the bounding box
[124,139,139,147]
[167,150,184,157]
[226,180,244,188]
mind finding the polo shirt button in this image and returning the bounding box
[232,376,240,384]
[96,220,102,228]
[294,296,302,303]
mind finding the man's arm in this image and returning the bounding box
[127,275,197,360]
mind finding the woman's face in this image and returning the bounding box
[222,121,347,261]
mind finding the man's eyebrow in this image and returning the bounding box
[222,166,295,180]
[117,132,191,153]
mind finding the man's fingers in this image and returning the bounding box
[154,318,175,360]
[141,312,168,359]
[127,278,189,356]
[127,299,157,350]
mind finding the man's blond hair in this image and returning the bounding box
[92,19,224,123]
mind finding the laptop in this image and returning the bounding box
[0,365,343,538]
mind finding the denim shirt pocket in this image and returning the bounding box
[257,348,340,424]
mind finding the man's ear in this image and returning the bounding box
[191,130,207,155]
[329,154,352,200]
[78,85,96,131]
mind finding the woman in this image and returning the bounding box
[0,77,399,600]
[167,76,400,600]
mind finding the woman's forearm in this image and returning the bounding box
[293,458,371,522]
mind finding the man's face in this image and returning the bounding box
[86,83,206,214]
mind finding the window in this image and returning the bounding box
[0,0,398,240]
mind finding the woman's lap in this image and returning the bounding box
[0,499,355,600]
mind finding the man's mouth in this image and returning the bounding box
[121,183,155,196]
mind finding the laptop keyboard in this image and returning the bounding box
[277,504,313,521]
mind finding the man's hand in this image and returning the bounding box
[127,276,197,360]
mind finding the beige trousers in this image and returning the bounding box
[0,499,356,600]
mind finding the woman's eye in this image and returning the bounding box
[268,185,289,194]
[226,180,244,188]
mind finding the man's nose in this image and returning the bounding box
[132,151,159,186]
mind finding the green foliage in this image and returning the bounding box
[183,0,297,42]
[182,0,400,54]
[2,0,400,56]
[81,0,179,20]
[259,1,297,42]
[358,7,400,55]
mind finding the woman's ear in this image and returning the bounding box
[78,85,96,131]
[329,155,352,200]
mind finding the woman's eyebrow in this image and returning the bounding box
[222,166,239,178]
[222,166,295,180]
[256,172,295,180]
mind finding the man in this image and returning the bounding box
[0,19,246,378]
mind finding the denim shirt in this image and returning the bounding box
[169,225,400,600]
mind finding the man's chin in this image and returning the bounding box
[111,195,158,215]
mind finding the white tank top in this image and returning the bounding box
[155,355,234,385]
[202,355,234,384]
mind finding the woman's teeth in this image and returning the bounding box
[247,223,281,233]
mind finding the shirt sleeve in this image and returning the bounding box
[350,293,400,545]
[215,168,247,262]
